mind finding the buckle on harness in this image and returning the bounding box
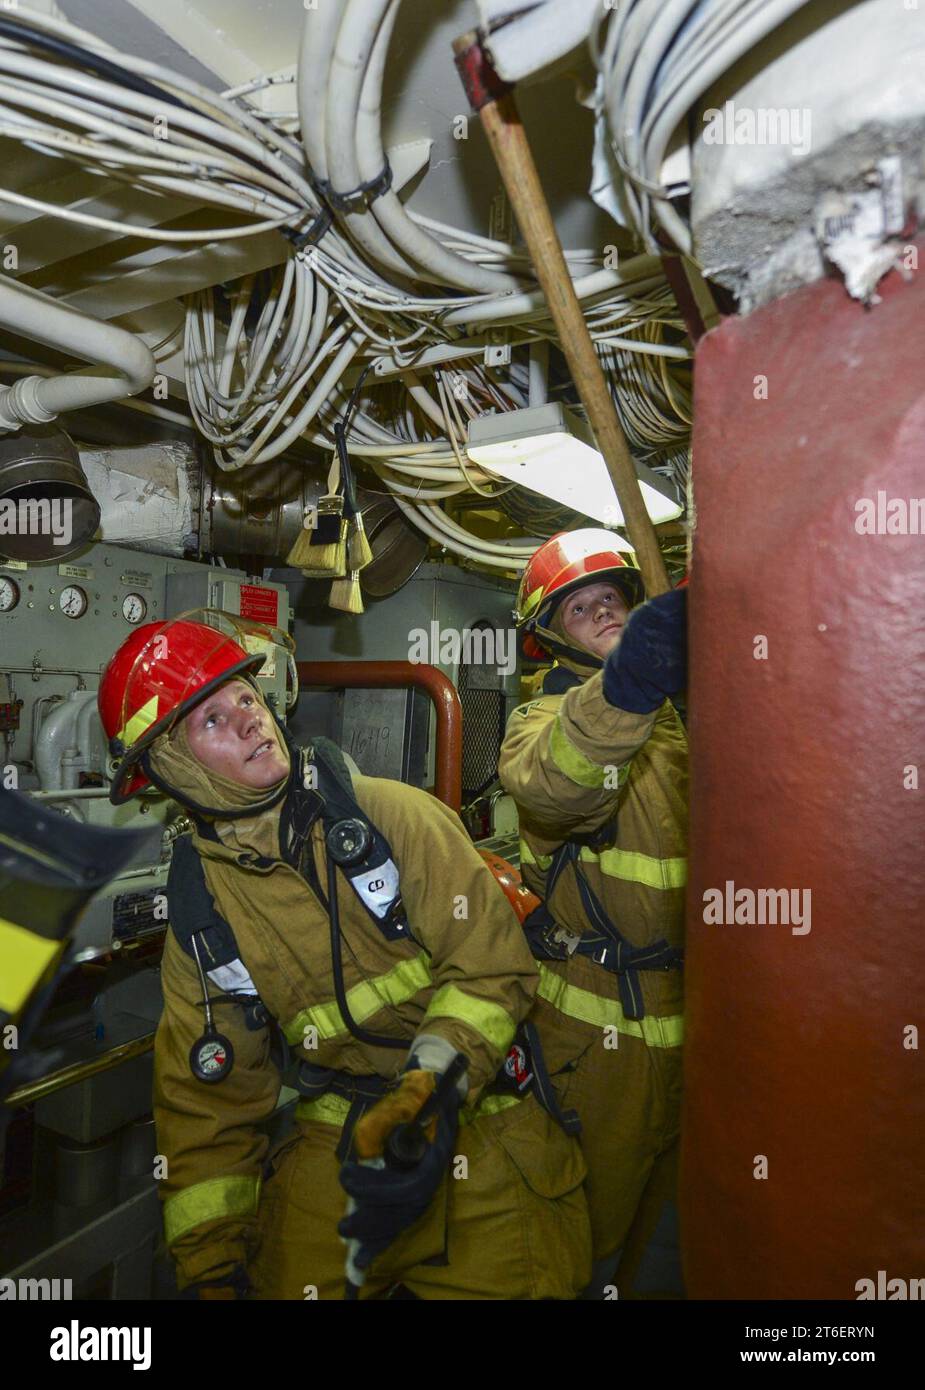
[550,925,582,956]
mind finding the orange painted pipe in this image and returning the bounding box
[295,660,462,811]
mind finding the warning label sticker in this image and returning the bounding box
[239,584,279,624]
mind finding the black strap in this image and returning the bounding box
[565,844,682,1019]
[532,631,603,672]
[302,741,413,944]
[168,834,241,971]
[519,1020,581,1137]
[295,1061,393,1161]
[542,665,584,696]
[326,848,405,1051]
[526,844,683,1021]
[281,207,333,249]
[312,162,392,214]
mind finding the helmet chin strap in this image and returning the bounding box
[529,573,640,673]
[532,628,604,672]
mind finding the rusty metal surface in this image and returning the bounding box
[681,245,925,1298]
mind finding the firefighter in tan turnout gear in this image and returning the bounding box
[499,529,688,1284]
[97,613,592,1301]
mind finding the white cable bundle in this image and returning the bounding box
[592,0,815,254]
[0,3,695,571]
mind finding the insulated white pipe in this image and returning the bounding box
[528,340,549,406]
[297,0,342,186]
[350,0,523,292]
[442,259,665,326]
[0,278,155,433]
[0,362,193,429]
[323,0,422,281]
[34,691,98,791]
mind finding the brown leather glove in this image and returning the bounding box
[352,1070,437,1161]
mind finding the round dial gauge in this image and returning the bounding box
[0,576,20,612]
[122,593,147,624]
[59,585,88,618]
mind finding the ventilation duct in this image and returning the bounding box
[0,426,99,563]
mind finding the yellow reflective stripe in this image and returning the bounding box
[519,837,552,870]
[296,1090,524,1131]
[0,916,64,1015]
[579,846,687,889]
[549,717,609,788]
[520,587,543,620]
[520,840,684,891]
[117,694,159,748]
[423,985,516,1053]
[461,1093,522,1125]
[163,1174,261,1245]
[296,1093,352,1128]
[536,963,683,1048]
[282,951,433,1045]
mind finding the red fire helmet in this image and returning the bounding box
[514,528,643,659]
[98,615,266,803]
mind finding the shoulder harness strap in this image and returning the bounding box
[297,736,412,944]
[542,665,584,696]
[167,834,271,1029]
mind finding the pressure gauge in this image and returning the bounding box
[122,593,147,624]
[59,584,88,619]
[0,576,20,612]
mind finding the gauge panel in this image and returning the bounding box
[122,593,147,624]
[0,576,20,612]
[59,584,88,618]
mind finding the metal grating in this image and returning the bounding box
[457,621,507,795]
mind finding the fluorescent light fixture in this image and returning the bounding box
[466,403,683,525]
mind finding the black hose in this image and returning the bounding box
[0,15,189,112]
[326,851,405,1051]
[0,13,312,206]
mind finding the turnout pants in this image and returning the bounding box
[529,954,683,1262]
[250,1091,592,1300]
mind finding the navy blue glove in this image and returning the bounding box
[603,588,688,713]
[338,1074,459,1273]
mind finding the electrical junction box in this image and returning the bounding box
[164,568,290,702]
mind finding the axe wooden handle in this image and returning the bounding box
[453,30,671,597]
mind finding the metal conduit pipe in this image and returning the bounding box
[296,660,462,811]
[0,277,155,432]
[3,1034,156,1109]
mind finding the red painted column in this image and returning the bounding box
[681,243,925,1299]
